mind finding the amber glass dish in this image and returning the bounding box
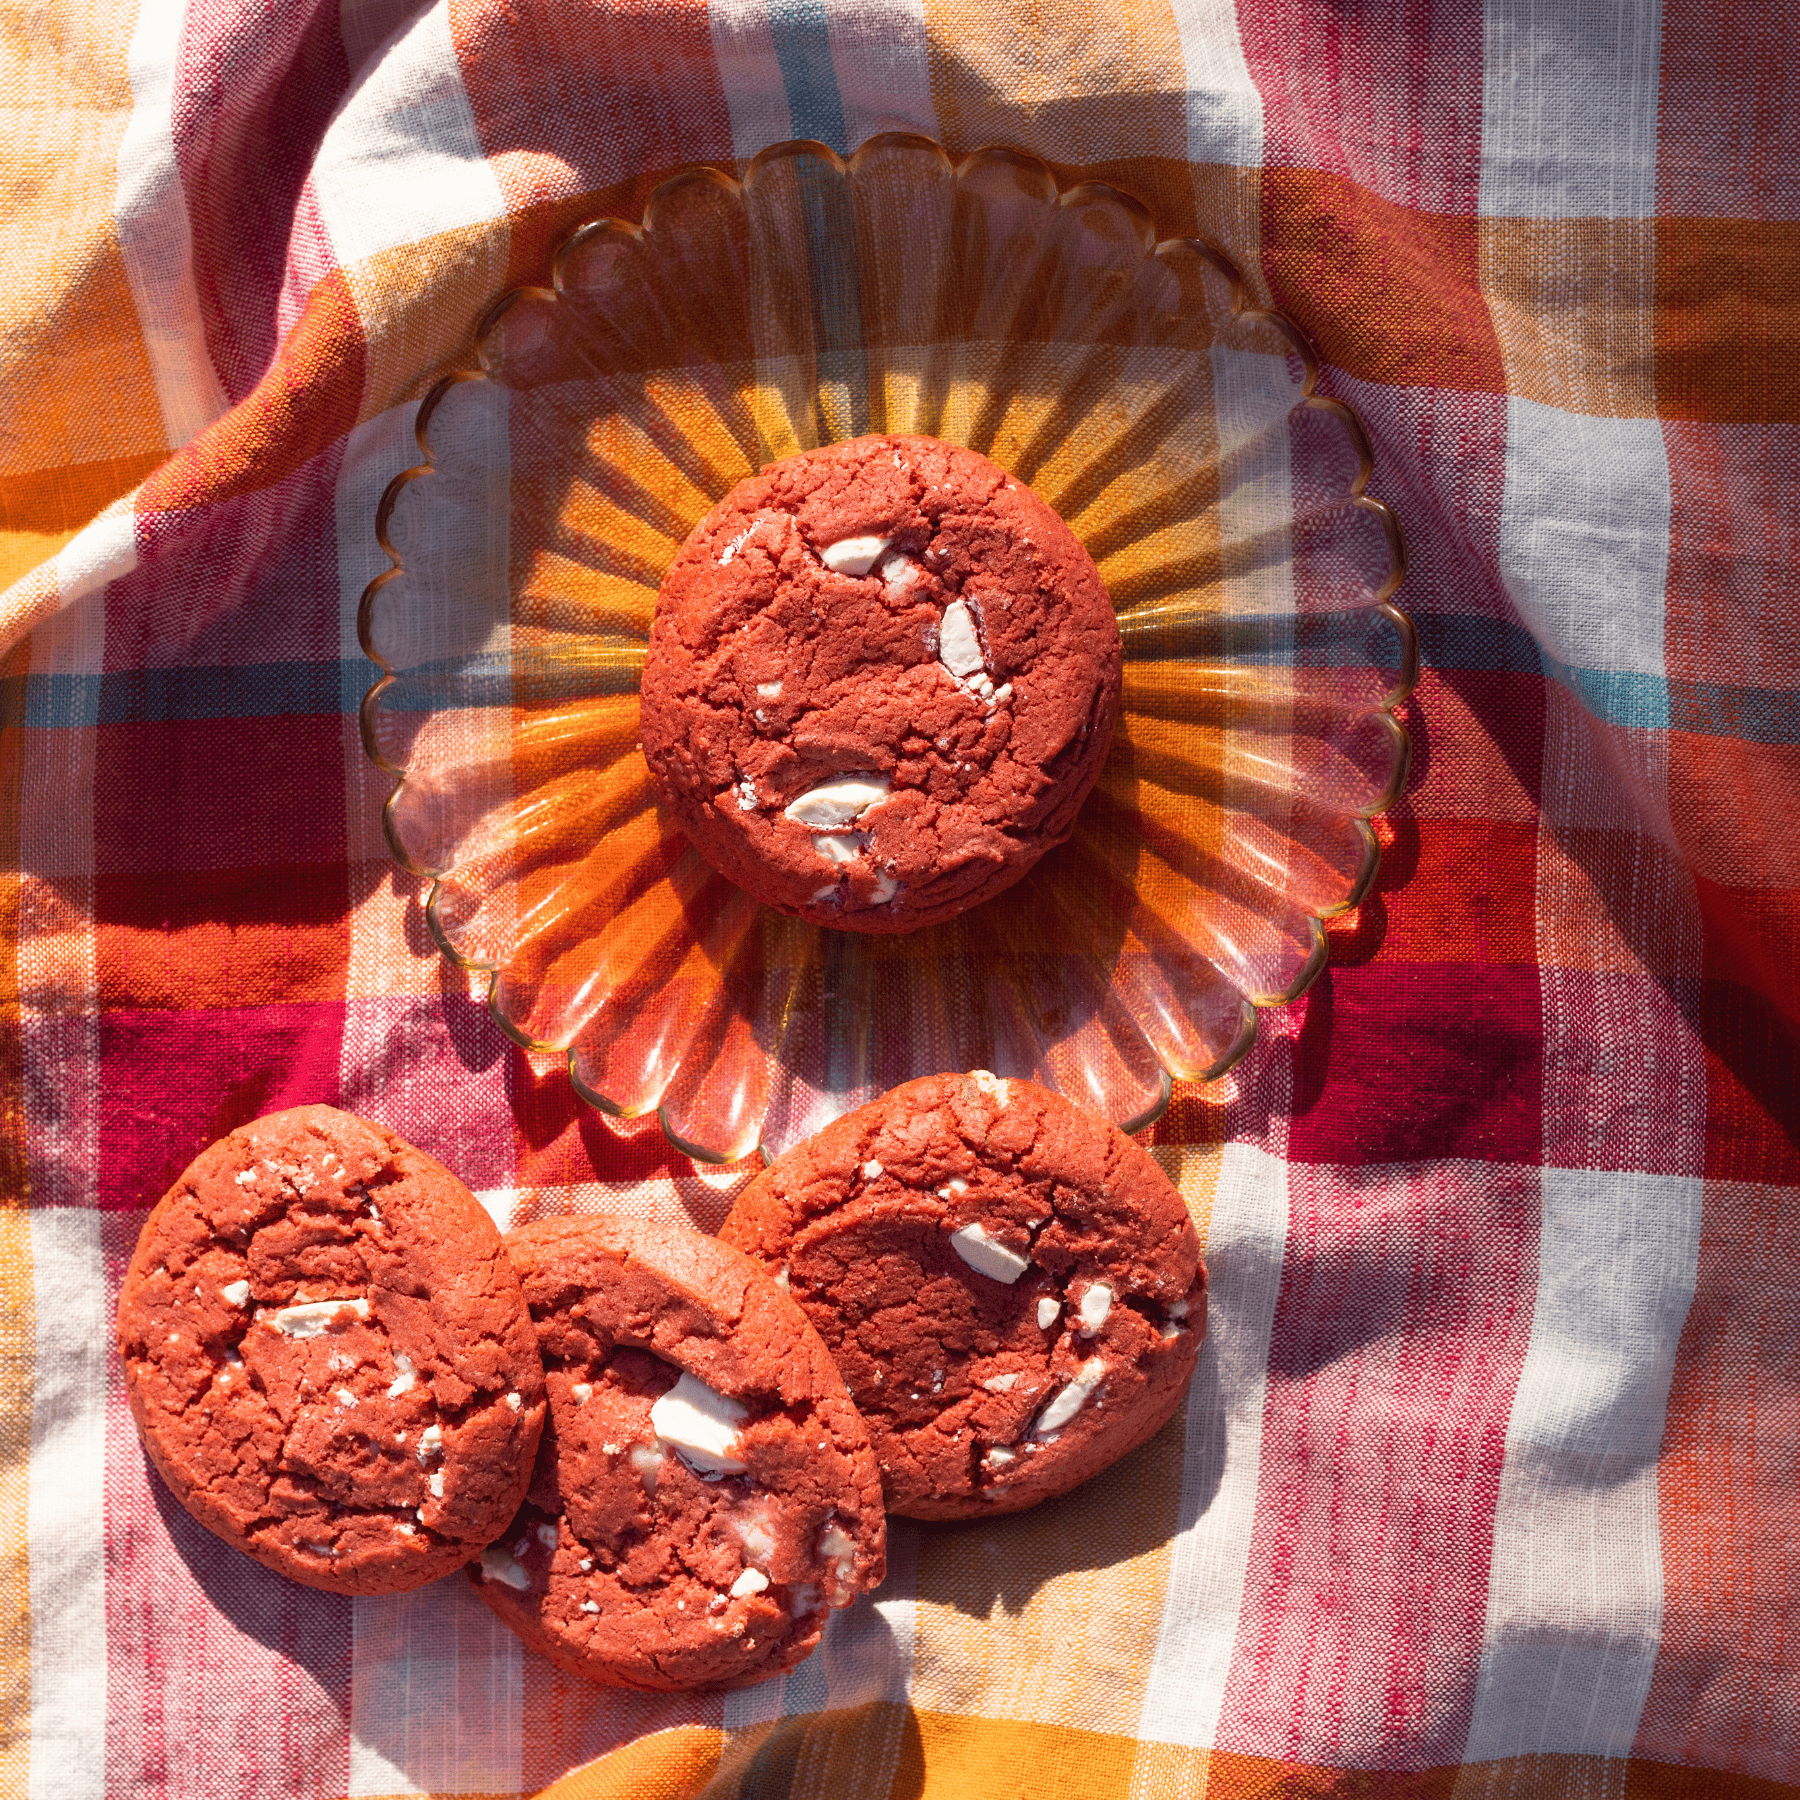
[360,134,1414,1163]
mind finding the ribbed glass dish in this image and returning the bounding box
[359,133,1414,1164]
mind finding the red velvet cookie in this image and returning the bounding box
[470,1216,886,1691]
[116,1106,546,1594]
[640,433,1121,932]
[719,1073,1206,1520]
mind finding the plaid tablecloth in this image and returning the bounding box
[3,1,1795,1795]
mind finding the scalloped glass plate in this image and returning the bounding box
[360,134,1414,1164]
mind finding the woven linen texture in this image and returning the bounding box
[1,0,1795,1795]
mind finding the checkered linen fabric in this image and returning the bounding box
[2,1,1795,1795]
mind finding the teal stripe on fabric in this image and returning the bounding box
[769,0,847,153]
[12,639,1793,742]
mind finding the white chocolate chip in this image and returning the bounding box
[949,1223,1031,1284]
[505,1392,522,1411]
[981,1372,1021,1392]
[386,1354,416,1399]
[300,1541,339,1558]
[773,1266,790,1292]
[937,599,984,679]
[810,885,841,904]
[755,681,783,700]
[1161,1321,1185,1341]
[735,776,758,812]
[416,1425,444,1462]
[736,1515,776,1563]
[427,1471,445,1498]
[571,1382,593,1404]
[970,1070,1010,1106]
[267,1298,369,1338]
[984,1446,1016,1468]
[1034,1359,1107,1438]
[867,868,899,905]
[936,1179,968,1198]
[478,1545,532,1590]
[820,534,891,576]
[784,774,892,829]
[652,1372,749,1477]
[233,1169,256,1187]
[220,1280,251,1308]
[862,1160,883,1179]
[1167,1297,1189,1320]
[730,1566,770,1598]
[581,1599,600,1614]
[535,1523,558,1549]
[814,830,867,866]
[579,1558,593,1572]
[993,683,1013,704]
[335,1387,358,1409]
[1077,1282,1115,1336]
[1037,1297,1061,1330]
[819,1518,857,1600]
[629,1442,663,1496]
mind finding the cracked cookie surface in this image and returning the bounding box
[720,1074,1207,1519]
[640,433,1121,932]
[471,1216,886,1691]
[115,1105,546,1593]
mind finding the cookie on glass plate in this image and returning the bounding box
[116,1106,546,1593]
[470,1215,886,1691]
[640,432,1121,932]
[720,1072,1206,1519]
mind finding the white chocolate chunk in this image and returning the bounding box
[1167,1297,1189,1320]
[581,1599,600,1614]
[820,1518,857,1597]
[535,1523,558,1549]
[950,1222,1031,1284]
[1077,1281,1115,1336]
[938,599,984,678]
[736,1515,777,1563]
[936,1178,968,1198]
[267,1298,369,1337]
[810,885,841,904]
[428,1470,445,1498]
[220,1280,251,1308]
[970,1070,1010,1106]
[335,1387,358,1409]
[300,1540,339,1558]
[570,1382,593,1404]
[862,1160,883,1179]
[773,1265,790,1292]
[981,1371,1021,1392]
[784,774,892,828]
[416,1424,444,1462]
[867,869,899,905]
[820,534,891,576]
[651,1372,749,1477]
[1034,1359,1107,1437]
[629,1442,663,1495]
[730,1566,770,1598]
[504,1391,522,1411]
[478,1545,532,1590]
[735,776,758,812]
[755,681,783,700]
[814,830,867,865]
[1161,1321,1185,1340]
[984,1446,1016,1468]
[387,1354,416,1399]
[1037,1298,1062,1330]
[993,683,1013,704]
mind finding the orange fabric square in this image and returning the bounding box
[1261,170,1505,395]
[1656,219,1800,424]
